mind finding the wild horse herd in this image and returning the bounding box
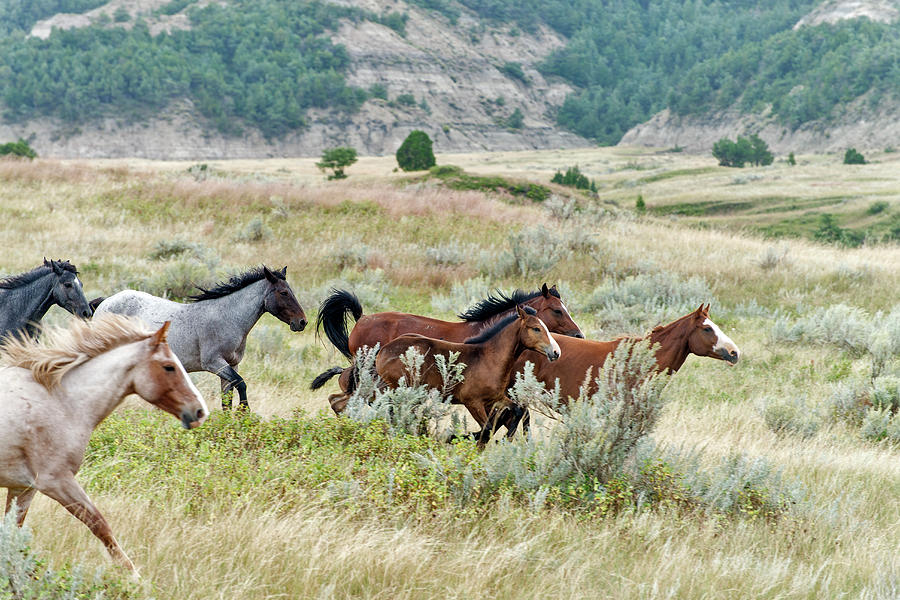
[0,258,741,572]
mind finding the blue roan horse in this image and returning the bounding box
[94,266,307,410]
[0,259,92,339]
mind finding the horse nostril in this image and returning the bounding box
[197,408,205,420]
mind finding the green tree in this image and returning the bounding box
[316,146,358,180]
[748,134,774,166]
[0,138,37,159]
[506,107,524,130]
[396,130,435,171]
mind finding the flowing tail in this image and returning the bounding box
[316,288,363,360]
[310,367,343,390]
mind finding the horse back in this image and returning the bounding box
[375,333,467,390]
[513,335,621,402]
[349,312,473,355]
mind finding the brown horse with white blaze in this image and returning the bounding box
[312,284,582,412]
[375,305,561,445]
[511,304,740,406]
[0,315,208,572]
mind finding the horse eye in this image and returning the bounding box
[163,365,176,372]
[280,290,289,296]
[532,327,541,332]
[553,309,563,315]
[64,282,73,288]
[704,327,713,332]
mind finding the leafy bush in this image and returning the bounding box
[506,225,571,277]
[0,138,37,159]
[499,61,528,84]
[424,240,470,266]
[430,275,492,313]
[760,396,821,439]
[843,148,866,165]
[232,217,273,243]
[396,130,436,172]
[395,93,417,106]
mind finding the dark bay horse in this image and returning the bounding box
[312,284,582,411]
[0,315,207,571]
[503,304,740,430]
[94,266,307,411]
[375,305,561,446]
[0,259,92,339]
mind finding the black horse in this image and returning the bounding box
[0,259,92,339]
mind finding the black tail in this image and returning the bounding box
[88,297,106,313]
[316,289,363,360]
[310,367,344,390]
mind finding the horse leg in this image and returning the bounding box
[40,475,136,572]
[5,487,37,525]
[217,366,248,411]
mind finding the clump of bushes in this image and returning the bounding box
[843,148,866,165]
[712,134,773,167]
[0,138,37,159]
[551,165,597,192]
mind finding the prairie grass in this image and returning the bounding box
[2,150,899,599]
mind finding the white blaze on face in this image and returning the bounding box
[539,318,562,357]
[704,317,740,361]
[175,355,208,422]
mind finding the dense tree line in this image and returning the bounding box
[0,0,370,137]
[0,0,108,36]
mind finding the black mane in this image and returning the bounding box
[0,259,76,290]
[457,287,559,322]
[189,266,282,302]
[464,306,536,344]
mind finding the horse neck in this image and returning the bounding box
[473,321,527,379]
[465,307,515,335]
[646,319,692,373]
[56,341,147,432]
[198,280,268,332]
[1,272,56,334]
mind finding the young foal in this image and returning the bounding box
[512,304,740,405]
[375,305,561,445]
[0,315,208,572]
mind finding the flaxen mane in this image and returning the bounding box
[189,266,282,302]
[0,314,151,388]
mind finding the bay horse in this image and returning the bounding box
[94,266,307,411]
[0,259,92,339]
[500,304,741,432]
[0,315,208,572]
[374,305,561,446]
[312,284,582,412]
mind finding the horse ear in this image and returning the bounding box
[279,266,287,277]
[263,266,278,282]
[541,283,550,298]
[151,321,171,346]
[516,304,526,319]
[550,284,558,293]
[49,259,63,275]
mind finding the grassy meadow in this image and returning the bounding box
[1,147,899,599]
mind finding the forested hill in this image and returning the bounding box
[1,0,898,158]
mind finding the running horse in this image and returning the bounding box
[375,305,561,446]
[0,315,208,572]
[312,284,582,413]
[502,304,741,431]
[0,259,93,339]
[94,266,307,411]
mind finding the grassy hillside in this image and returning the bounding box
[1,149,899,598]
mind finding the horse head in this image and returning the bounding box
[685,304,741,365]
[516,304,561,361]
[45,259,92,319]
[262,266,307,332]
[529,283,584,339]
[131,322,208,429]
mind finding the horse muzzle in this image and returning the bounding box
[718,347,740,365]
[567,329,585,339]
[545,348,560,361]
[290,318,308,332]
[180,407,207,429]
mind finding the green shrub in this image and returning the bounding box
[0,138,37,159]
[499,61,528,84]
[712,134,773,167]
[396,130,436,171]
[866,201,889,215]
[843,148,866,165]
[232,216,273,243]
[761,396,821,438]
[316,146,358,180]
[551,165,595,191]
[395,93,416,106]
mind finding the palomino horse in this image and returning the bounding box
[0,259,92,339]
[312,284,582,412]
[375,305,561,446]
[0,315,208,572]
[501,304,740,431]
[94,266,307,411]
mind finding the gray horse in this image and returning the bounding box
[94,266,307,411]
[0,259,92,339]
